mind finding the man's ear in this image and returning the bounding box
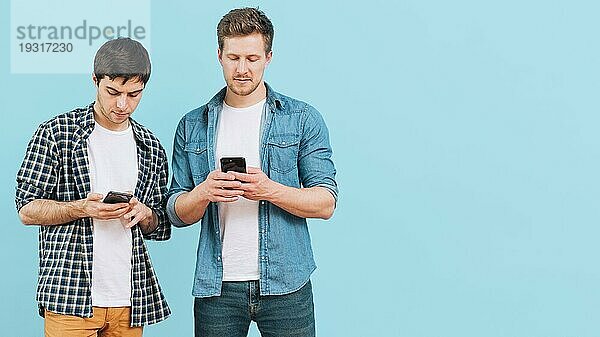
[265,51,273,67]
[217,48,223,66]
[92,74,99,87]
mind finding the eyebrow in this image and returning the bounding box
[106,85,144,94]
[226,52,261,58]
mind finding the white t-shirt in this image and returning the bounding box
[215,98,265,281]
[88,122,138,307]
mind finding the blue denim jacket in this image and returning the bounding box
[166,83,338,297]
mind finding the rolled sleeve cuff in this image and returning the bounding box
[166,191,192,227]
[142,208,171,241]
[316,183,338,204]
[15,182,47,212]
[15,197,34,212]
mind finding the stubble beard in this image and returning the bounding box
[95,97,129,127]
[228,77,260,97]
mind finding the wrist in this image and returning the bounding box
[68,199,87,219]
[267,180,286,203]
[141,210,156,227]
[191,183,211,203]
[140,211,158,234]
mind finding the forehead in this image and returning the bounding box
[99,76,145,91]
[221,33,267,55]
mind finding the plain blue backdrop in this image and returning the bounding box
[2,1,599,336]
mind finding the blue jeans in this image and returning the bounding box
[194,280,315,337]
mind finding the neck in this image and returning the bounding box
[224,82,267,108]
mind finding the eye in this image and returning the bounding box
[107,90,119,96]
[128,92,141,98]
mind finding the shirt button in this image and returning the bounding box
[217,256,221,261]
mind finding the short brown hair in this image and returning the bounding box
[93,37,151,85]
[217,7,274,53]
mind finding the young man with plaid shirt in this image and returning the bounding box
[15,38,171,336]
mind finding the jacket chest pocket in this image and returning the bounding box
[184,142,209,181]
[267,134,299,174]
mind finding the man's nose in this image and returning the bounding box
[236,59,248,74]
[117,95,127,109]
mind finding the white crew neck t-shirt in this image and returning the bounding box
[87,121,137,306]
[215,98,265,281]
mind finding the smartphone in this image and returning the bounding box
[220,157,247,173]
[103,191,133,204]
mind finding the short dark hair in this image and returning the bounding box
[93,37,151,85]
[217,7,274,53]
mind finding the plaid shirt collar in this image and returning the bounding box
[77,103,153,150]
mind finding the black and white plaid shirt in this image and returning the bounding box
[15,103,171,326]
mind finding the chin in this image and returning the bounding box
[111,116,129,123]
[231,85,258,97]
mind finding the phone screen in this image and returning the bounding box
[220,157,247,173]
[103,191,133,204]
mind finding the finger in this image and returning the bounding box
[101,208,131,219]
[125,214,142,228]
[125,207,153,228]
[215,189,244,198]
[214,196,240,203]
[246,166,262,174]
[101,202,131,211]
[236,183,256,192]
[104,207,131,218]
[212,171,236,180]
[211,188,244,198]
[123,207,138,220]
[128,197,139,206]
[240,194,258,201]
[87,193,104,201]
[230,172,254,182]
[219,180,243,189]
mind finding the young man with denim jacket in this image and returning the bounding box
[166,7,338,337]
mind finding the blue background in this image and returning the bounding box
[2,1,599,336]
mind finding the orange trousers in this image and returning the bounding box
[44,307,143,337]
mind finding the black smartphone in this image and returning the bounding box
[103,191,133,204]
[220,157,247,173]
